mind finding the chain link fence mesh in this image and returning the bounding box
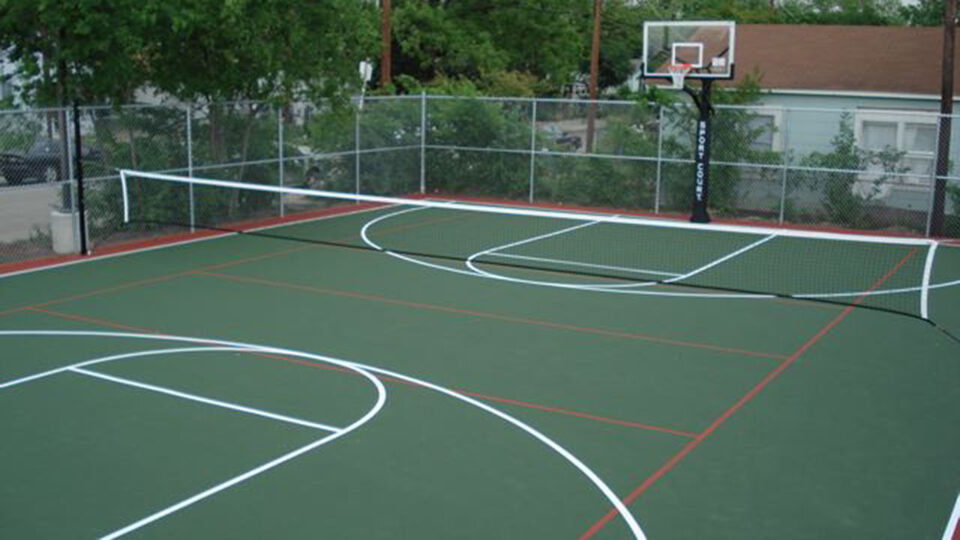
[3,96,960,270]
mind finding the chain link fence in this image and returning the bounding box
[2,95,959,269]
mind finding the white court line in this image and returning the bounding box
[0,342,385,538]
[360,204,487,277]
[70,367,342,433]
[361,206,960,301]
[662,234,777,284]
[120,170,934,246]
[465,220,665,290]
[466,224,776,292]
[350,361,647,540]
[481,252,682,277]
[473,219,602,257]
[921,242,939,320]
[0,347,240,390]
[362,206,772,298]
[943,492,960,540]
[1,330,644,539]
[795,277,960,299]
[102,431,346,540]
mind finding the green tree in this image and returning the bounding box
[392,1,506,85]
[142,0,377,104]
[392,0,591,94]
[900,0,944,26]
[774,0,905,25]
[592,0,647,90]
[0,0,146,104]
[796,112,908,228]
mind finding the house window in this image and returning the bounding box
[744,108,783,152]
[855,111,937,186]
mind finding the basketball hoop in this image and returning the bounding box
[668,63,692,90]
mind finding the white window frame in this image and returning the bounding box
[744,106,784,152]
[854,110,937,188]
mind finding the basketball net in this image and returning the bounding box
[668,63,692,90]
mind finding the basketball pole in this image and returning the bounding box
[685,80,714,224]
[931,0,956,237]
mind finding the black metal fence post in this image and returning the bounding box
[73,101,88,255]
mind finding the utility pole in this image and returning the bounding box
[931,0,955,236]
[585,0,602,153]
[380,0,392,88]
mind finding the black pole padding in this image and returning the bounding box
[73,100,88,256]
[689,80,714,224]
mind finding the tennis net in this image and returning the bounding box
[116,169,960,336]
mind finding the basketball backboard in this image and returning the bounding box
[642,21,736,80]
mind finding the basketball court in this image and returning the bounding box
[1,20,959,540]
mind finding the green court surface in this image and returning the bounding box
[1,204,959,539]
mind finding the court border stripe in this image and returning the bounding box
[578,247,921,539]
[21,305,700,440]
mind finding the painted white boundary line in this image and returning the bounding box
[0,347,237,390]
[360,204,491,278]
[354,362,647,540]
[70,367,342,433]
[921,242,939,320]
[475,219,602,257]
[363,206,960,302]
[0,339,386,539]
[362,205,773,298]
[120,169,933,246]
[1,330,645,539]
[466,220,661,290]
[483,252,683,278]
[943,492,960,540]
[466,223,775,292]
[662,234,777,284]
[0,203,390,282]
[464,218,678,291]
[795,276,960,299]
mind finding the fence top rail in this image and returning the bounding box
[0,96,954,120]
[423,94,642,106]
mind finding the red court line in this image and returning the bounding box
[197,270,786,361]
[0,205,466,321]
[0,203,381,277]
[579,247,920,539]
[25,307,165,334]
[949,492,960,540]
[0,244,315,321]
[27,306,697,439]
[456,392,698,439]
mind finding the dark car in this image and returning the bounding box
[555,132,582,151]
[541,125,582,152]
[0,138,102,186]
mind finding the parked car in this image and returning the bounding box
[540,125,582,151]
[0,138,103,186]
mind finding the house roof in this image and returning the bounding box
[729,24,960,96]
